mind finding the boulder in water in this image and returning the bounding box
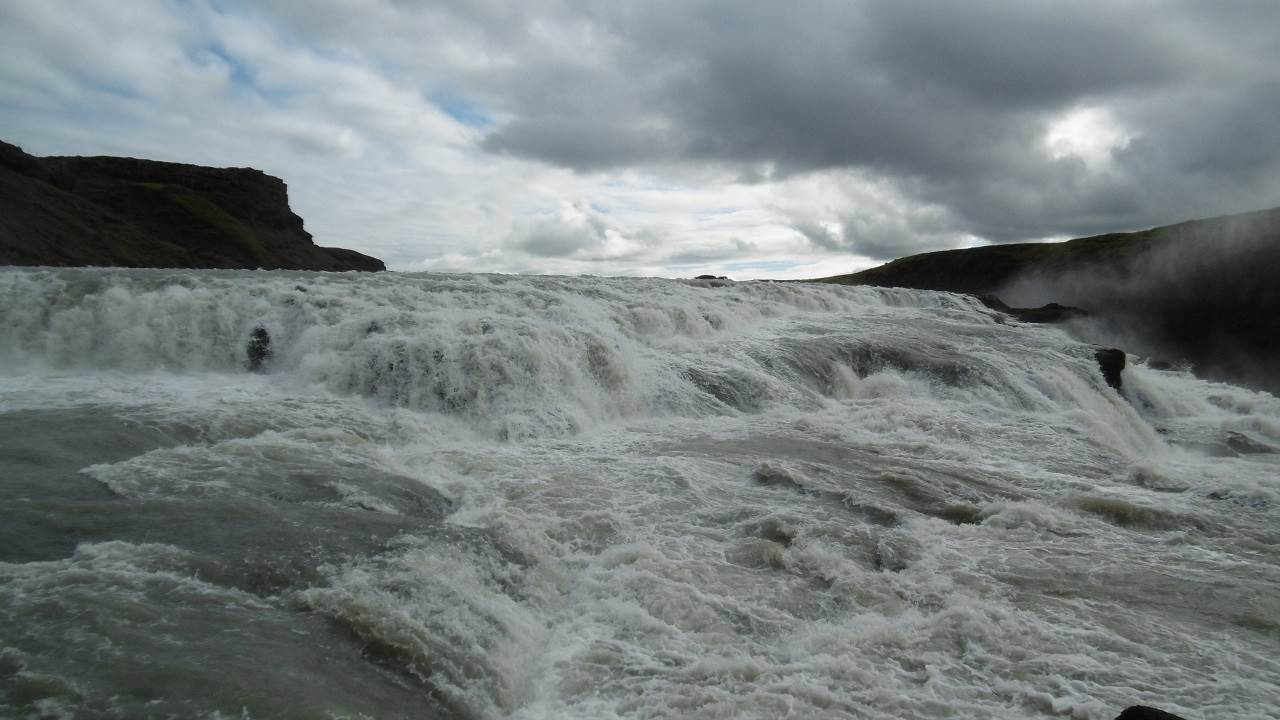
[1226,430,1275,455]
[247,327,272,371]
[976,294,1087,323]
[1095,347,1126,391]
[1114,706,1189,720]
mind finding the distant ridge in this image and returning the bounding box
[815,207,1280,394]
[0,140,384,272]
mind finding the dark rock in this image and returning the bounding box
[0,139,384,271]
[247,327,272,371]
[931,504,984,525]
[1095,347,1126,391]
[977,294,1087,323]
[1015,302,1085,322]
[872,543,909,572]
[1114,706,1189,720]
[1226,431,1275,455]
[694,274,730,280]
[0,140,46,177]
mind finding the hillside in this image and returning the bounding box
[816,208,1280,394]
[0,141,384,271]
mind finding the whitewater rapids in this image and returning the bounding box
[1,268,1277,719]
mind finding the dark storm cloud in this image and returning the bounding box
[480,0,1182,173]
[473,0,1280,251]
[792,222,844,254]
[5,0,1277,272]
[507,202,634,259]
[516,224,601,258]
[793,207,969,261]
[663,238,759,266]
[859,2,1181,107]
[512,212,608,257]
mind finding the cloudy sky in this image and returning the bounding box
[2,1,1278,278]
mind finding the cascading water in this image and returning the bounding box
[1,267,1277,719]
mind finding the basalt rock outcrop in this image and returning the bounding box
[1114,706,1189,720]
[976,295,1087,324]
[0,140,384,271]
[246,327,273,372]
[1094,347,1127,391]
[817,207,1280,395]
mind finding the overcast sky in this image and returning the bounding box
[2,1,1278,278]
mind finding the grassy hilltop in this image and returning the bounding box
[0,140,383,272]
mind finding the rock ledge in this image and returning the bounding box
[0,140,384,271]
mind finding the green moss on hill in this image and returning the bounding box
[163,186,271,265]
[0,140,384,271]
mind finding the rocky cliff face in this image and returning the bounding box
[0,141,384,271]
[817,208,1280,394]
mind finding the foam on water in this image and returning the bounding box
[1,267,1278,719]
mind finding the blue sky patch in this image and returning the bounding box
[199,44,294,102]
[430,89,491,128]
[205,45,252,88]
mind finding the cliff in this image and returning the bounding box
[816,207,1280,394]
[0,141,384,271]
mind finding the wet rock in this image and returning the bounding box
[977,294,1087,323]
[873,532,924,572]
[752,462,810,492]
[685,366,767,411]
[1013,302,1086,323]
[1226,431,1275,455]
[931,504,984,525]
[694,274,729,280]
[1207,489,1268,509]
[840,498,900,527]
[1114,706,1189,720]
[757,520,795,547]
[247,327,272,371]
[725,539,788,570]
[1175,440,1238,458]
[1095,347,1126,391]
[872,541,908,572]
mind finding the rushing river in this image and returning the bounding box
[1,268,1277,719]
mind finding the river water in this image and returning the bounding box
[1,268,1277,719]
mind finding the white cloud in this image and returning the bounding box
[1043,106,1134,167]
[3,0,1278,278]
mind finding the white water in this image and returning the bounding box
[1,268,1277,719]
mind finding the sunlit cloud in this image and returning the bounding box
[1044,106,1134,167]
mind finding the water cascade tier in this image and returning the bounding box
[2,268,1277,719]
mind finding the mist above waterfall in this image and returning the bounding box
[999,208,1280,393]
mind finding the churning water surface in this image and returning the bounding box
[1,268,1277,719]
